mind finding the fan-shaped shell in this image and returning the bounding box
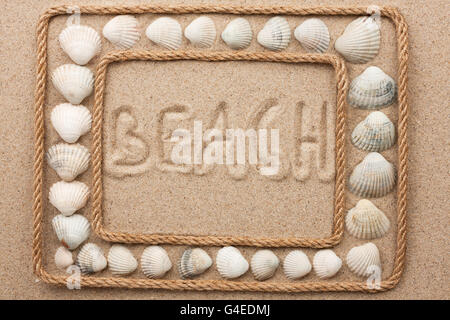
[312,249,342,279]
[103,15,140,49]
[145,17,182,50]
[349,152,396,198]
[107,245,138,275]
[49,181,89,216]
[216,246,249,279]
[294,18,330,53]
[178,248,212,279]
[184,16,216,48]
[346,242,381,277]
[54,246,74,269]
[77,243,107,274]
[51,103,92,143]
[351,111,395,152]
[335,16,380,64]
[346,199,390,239]
[250,250,280,281]
[221,18,252,50]
[257,16,291,51]
[141,246,172,278]
[348,66,398,109]
[52,214,90,250]
[283,250,311,280]
[59,25,101,65]
[51,64,94,104]
[46,143,90,181]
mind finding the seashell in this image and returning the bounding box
[46,143,90,181]
[178,248,212,279]
[346,199,390,239]
[335,16,380,64]
[283,250,312,279]
[51,64,94,104]
[51,103,92,143]
[348,66,398,109]
[221,18,252,50]
[59,25,101,65]
[76,243,107,274]
[294,18,330,53]
[312,249,342,279]
[349,152,396,198]
[107,244,138,275]
[257,16,291,51]
[145,17,182,50]
[250,249,280,281]
[52,214,90,250]
[49,181,89,216]
[54,246,74,269]
[103,15,140,49]
[346,242,381,277]
[184,16,216,48]
[216,246,249,279]
[351,111,395,152]
[141,246,172,278]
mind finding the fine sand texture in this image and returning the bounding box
[0,0,448,299]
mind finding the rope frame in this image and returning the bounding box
[33,4,409,293]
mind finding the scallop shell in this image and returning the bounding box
[59,25,101,65]
[348,66,398,109]
[184,16,216,48]
[351,111,395,152]
[54,246,74,269]
[349,152,396,198]
[51,64,94,104]
[346,242,381,277]
[250,250,280,281]
[312,249,342,279]
[294,18,330,53]
[103,15,140,49]
[145,17,182,50]
[178,248,212,279]
[46,143,90,181]
[346,199,390,239]
[76,243,107,274]
[141,246,172,278]
[51,103,92,143]
[257,16,291,51]
[335,16,380,64]
[49,181,89,216]
[107,245,138,275]
[221,18,252,50]
[52,214,90,250]
[216,246,249,279]
[283,250,311,280]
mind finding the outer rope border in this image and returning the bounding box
[33,4,408,292]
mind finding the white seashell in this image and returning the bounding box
[49,181,89,216]
[257,16,291,51]
[52,214,90,250]
[184,16,216,48]
[221,18,252,50]
[54,246,74,269]
[216,246,249,279]
[76,243,107,274]
[141,246,172,278]
[312,249,342,279]
[250,250,280,281]
[335,16,380,64]
[51,64,94,104]
[178,248,212,279]
[351,111,396,152]
[346,199,390,239]
[294,18,330,53]
[283,250,312,280]
[59,25,101,65]
[46,143,90,181]
[346,242,381,277]
[348,66,398,109]
[51,103,92,143]
[145,17,182,50]
[107,245,138,275]
[349,152,396,198]
[103,15,140,49]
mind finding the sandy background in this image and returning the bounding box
[0,0,448,299]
